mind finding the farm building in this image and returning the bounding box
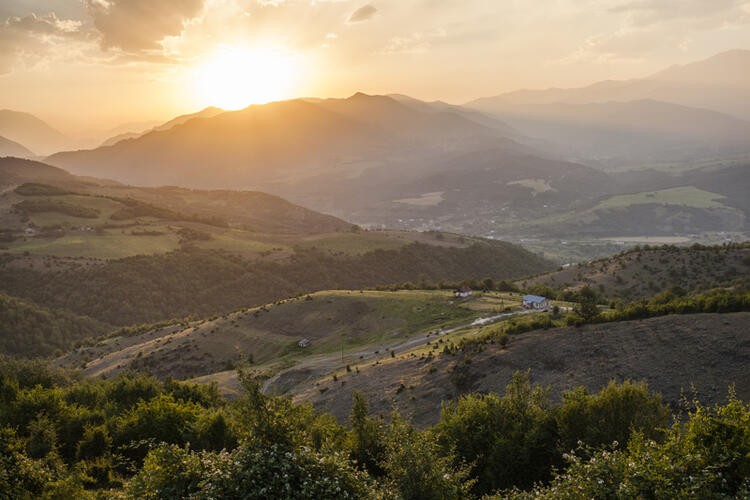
[454,287,473,298]
[298,338,311,348]
[522,295,549,311]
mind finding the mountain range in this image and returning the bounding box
[0,109,71,156]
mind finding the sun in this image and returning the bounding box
[192,45,298,110]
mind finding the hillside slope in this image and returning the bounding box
[521,243,750,300]
[0,110,71,155]
[298,312,750,426]
[58,290,496,380]
[0,136,34,158]
[0,240,552,326]
[0,292,108,357]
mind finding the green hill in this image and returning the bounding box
[0,293,108,357]
[1,239,551,326]
[59,289,517,381]
[520,243,750,300]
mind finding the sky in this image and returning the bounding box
[1,0,749,136]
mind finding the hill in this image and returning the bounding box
[521,243,750,300]
[465,99,750,168]
[469,49,750,121]
[45,94,513,190]
[0,110,71,155]
[99,106,225,147]
[0,238,552,326]
[0,292,108,357]
[0,135,34,158]
[58,289,513,380]
[0,157,84,188]
[297,312,750,427]
[44,94,620,251]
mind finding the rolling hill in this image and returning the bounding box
[0,110,72,155]
[0,157,554,343]
[0,135,34,158]
[521,243,750,300]
[58,289,497,380]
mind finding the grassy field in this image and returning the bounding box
[596,186,728,210]
[5,229,182,258]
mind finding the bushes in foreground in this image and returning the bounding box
[0,359,748,498]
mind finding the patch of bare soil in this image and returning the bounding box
[297,312,750,427]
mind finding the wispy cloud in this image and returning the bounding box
[348,4,377,23]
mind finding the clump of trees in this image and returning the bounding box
[1,359,748,498]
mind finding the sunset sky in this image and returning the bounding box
[1,0,749,135]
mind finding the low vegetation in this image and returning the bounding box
[1,359,747,498]
[522,242,750,300]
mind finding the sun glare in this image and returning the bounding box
[193,46,298,110]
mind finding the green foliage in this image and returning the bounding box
[348,391,386,477]
[0,293,108,357]
[0,243,552,326]
[198,443,379,499]
[383,414,474,499]
[436,371,559,494]
[571,285,600,323]
[0,358,748,498]
[14,183,72,196]
[13,199,100,218]
[126,444,209,500]
[507,394,750,499]
[556,380,670,452]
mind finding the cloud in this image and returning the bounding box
[85,0,205,54]
[348,4,377,23]
[380,28,446,55]
[562,0,750,63]
[609,0,750,27]
[0,12,90,74]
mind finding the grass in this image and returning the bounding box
[6,230,181,259]
[596,186,728,210]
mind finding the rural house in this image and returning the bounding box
[522,294,550,311]
[454,287,473,298]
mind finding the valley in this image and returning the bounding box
[1,19,749,496]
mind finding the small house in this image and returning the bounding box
[298,338,311,348]
[454,287,473,298]
[522,295,549,311]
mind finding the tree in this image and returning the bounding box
[383,414,473,499]
[573,286,600,323]
[348,391,386,477]
[436,371,559,494]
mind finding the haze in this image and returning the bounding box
[2,0,750,136]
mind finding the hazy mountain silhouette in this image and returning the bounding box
[469,49,750,120]
[0,135,35,158]
[0,110,72,155]
[99,106,226,147]
[46,94,521,191]
[469,99,750,167]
